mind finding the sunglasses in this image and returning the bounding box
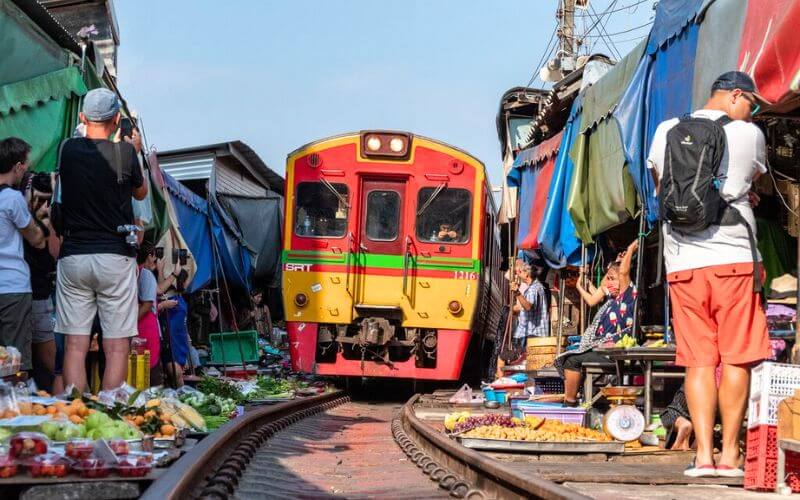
[741,92,761,116]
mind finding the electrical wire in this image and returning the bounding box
[589,2,623,59]
[580,21,653,38]
[576,0,650,16]
[525,24,558,88]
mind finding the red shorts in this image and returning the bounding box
[667,262,770,367]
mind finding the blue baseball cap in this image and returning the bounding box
[82,88,120,122]
[711,71,771,105]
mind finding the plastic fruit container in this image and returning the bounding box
[107,439,129,455]
[0,455,18,478]
[8,432,48,459]
[26,453,70,478]
[73,458,113,478]
[65,438,95,459]
[116,453,152,477]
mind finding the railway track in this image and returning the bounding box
[142,391,583,500]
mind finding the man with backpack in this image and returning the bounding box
[55,88,148,391]
[648,71,771,478]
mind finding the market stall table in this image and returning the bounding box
[594,346,682,422]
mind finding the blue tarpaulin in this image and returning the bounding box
[614,0,702,224]
[539,96,587,268]
[163,172,252,293]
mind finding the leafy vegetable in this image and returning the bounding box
[198,376,245,403]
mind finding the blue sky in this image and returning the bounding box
[116,1,654,187]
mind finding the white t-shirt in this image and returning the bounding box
[0,187,31,293]
[647,109,767,273]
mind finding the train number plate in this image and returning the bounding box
[453,271,477,280]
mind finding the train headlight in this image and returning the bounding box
[448,300,463,315]
[389,137,404,153]
[360,131,412,159]
[366,136,382,152]
[294,293,309,308]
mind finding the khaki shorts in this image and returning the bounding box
[55,254,138,339]
[31,299,55,344]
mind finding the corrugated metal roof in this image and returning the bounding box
[158,153,214,181]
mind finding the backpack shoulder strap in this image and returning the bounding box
[715,115,733,127]
[113,142,123,185]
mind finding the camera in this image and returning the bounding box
[155,247,164,259]
[120,117,136,140]
[172,248,189,265]
[116,224,142,248]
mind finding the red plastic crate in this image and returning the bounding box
[745,425,800,492]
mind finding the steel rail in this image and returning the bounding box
[399,394,590,500]
[141,391,345,500]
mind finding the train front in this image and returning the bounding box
[282,131,487,380]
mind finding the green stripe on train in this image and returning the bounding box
[282,250,481,272]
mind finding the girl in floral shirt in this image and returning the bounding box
[555,239,639,406]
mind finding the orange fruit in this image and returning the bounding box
[134,416,145,426]
[71,398,82,405]
[33,405,46,416]
[18,402,32,415]
[46,406,57,415]
[160,424,176,436]
[78,406,89,417]
[69,415,83,425]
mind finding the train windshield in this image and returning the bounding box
[416,187,470,244]
[365,190,400,241]
[294,182,349,238]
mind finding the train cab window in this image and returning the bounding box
[294,182,349,238]
[365,190,400,241]
[416,187,471,244]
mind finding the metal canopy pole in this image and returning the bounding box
[794,229,800,363]
[580,244,587,333]
[556,270,566,357]
[632,205,647,344]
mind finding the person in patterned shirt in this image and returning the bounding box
[555,239,639,406]
[511,262,549,350]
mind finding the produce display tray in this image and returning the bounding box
[455,436,625,454]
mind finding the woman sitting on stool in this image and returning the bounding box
[554,239,639,406]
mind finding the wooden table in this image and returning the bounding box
[595,346,682,423]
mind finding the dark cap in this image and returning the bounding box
[711,71,771,105]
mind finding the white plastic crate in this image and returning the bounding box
[748,362,800,428]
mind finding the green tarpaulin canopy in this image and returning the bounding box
[567,42,646,243]
[0,66,87,172]
[0,0,68,86]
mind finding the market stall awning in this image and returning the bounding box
[566,42,644,243]
[737,0,800,106]
[0,66,87,172]
[507,132,562,250]
[163,172,253,294]
[691,0,748,108]
[539,98,585,268]
[615,0,702,224]
[0,0,70,86]
[164,173,214,293]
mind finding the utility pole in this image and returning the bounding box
[557,0,576,73]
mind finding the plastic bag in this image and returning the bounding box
[449,384,474,404]
[0,346,21,377]
[0,380,19,417]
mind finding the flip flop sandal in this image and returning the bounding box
[715,464,745,478]
[684,460,717,478]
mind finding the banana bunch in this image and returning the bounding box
[159,399,207,431]
[615,335,637,348]
[444,411,471,431]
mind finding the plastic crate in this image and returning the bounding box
[210,330,260,365]
[745,424,800,492]
[748,362,800,428]
[532,377,564,395]
[519,402,586,426]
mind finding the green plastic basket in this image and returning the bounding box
[209,330,260,365]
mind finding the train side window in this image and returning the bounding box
[416,187,471,244]
[295,182,349,238]
[365,190,400,241]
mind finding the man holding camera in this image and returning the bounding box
[0,138,48,372]
[56,88,148,391]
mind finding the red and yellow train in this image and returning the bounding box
[282,131,503,380]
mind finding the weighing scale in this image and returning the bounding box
[600,386,646,442]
